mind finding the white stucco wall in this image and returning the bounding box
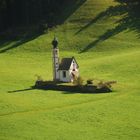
[59,70,71,82]
[69,60,79,77]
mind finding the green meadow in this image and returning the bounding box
[0,0,140,139]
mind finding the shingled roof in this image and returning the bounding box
[58,57,79,70]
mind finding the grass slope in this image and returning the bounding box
[0,0,140,139]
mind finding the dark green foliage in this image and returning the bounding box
[0,0,86,32]
[97,81,117,89]
[87,79,93,85]
[115,0,140,5]
[34,80,112,93]
[0,0,65,31]
[73,76,84,87]
[115,0,140,16]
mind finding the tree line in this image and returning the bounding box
[0,0,66,31]
[0,0,139,32]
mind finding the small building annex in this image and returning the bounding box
[52,37,79,82]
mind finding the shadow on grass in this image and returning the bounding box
[33,80,112,94]
[0,28,43,53]
[75,4,127,35]
[54,0,86,25]
[79,22,129,53]
[76,1,140,53]
[34,86,111,94]
[8,87,34,93]
[8,84,112,94]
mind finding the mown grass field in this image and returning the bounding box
[0,0,140,139]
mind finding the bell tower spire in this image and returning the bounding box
[52,37,59,81]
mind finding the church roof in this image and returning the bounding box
[58,57,79,70]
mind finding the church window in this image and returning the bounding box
[63,71,66,78]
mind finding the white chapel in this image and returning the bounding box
[52,37,79,82]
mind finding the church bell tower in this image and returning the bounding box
[52,37,59,81]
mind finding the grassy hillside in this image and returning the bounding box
[0,0,140,140]
[0,0,139,53]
